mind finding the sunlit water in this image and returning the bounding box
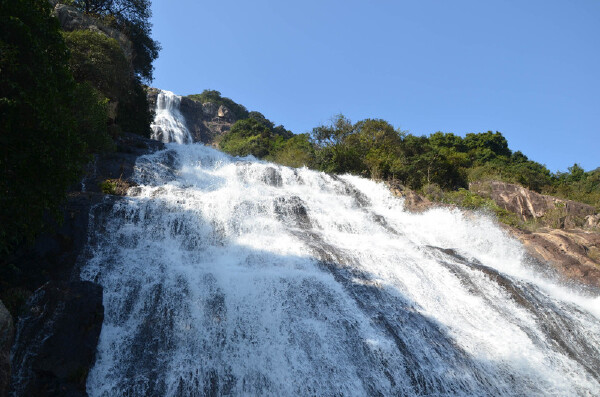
[150,90,192,144]
[79,96,600,396]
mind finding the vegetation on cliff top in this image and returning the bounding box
[187,90,250,120]
[218,113,599,211]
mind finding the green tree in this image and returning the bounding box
[62,29,130,100]
[70,0,160,81]
[220,118,278,158]
[269,134,316,168]
[0,0,88,252]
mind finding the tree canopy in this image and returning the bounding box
[71,0,160,81]
[0,0,88,252]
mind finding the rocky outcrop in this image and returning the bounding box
[10,281,103,397]
[470,180,596,229]
[511,228,600,289]
[0,301,14,397]
[387,182,437,212]
[146,88,239,144]
[50,2,133,62]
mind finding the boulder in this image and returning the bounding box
[10,281,103,397]
[0,300,14,397]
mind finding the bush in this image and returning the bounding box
[62,29,131,101]
[268,134,316,168]
[219,119,277,158]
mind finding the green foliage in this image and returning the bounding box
[71,0,160,81]
[464,131,511,163]
[71,82,115,152]
[62,29,152,137]
[62,29,130,100]
[546,166,600,210]
[188,90,249,120]
[220,119,278,158]
[115,77,153,136]
[100,179,118,194]
[0,0,89,252]
[268,134,316,168]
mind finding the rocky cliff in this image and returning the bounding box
[147,88,239,144]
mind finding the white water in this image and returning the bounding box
[79,101,600,396]
[150,90,193,144]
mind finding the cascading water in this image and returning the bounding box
[150,90,193,144]
[79,103,600,396]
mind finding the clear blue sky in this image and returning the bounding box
[150,0,599,172]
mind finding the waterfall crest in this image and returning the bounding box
[150,90,193,144]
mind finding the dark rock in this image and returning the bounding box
[180,97,238,143]
[0,300,14,397]
[10,281,103,397]
[261,167,283,187]
[274,196,311,229]
[0,134,164,396]
[81,132,164,195]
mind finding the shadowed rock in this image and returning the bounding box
[10,281,103,397]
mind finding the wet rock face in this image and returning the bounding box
[10,281,103,397]
[0,300,14,397]
[261,167,283,187]
[469,180,596,227]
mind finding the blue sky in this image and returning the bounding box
[150,0,599,172]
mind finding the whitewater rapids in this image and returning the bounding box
[80,142,600,396]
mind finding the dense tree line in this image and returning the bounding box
[0,0,158,253]
[219,113,599,210]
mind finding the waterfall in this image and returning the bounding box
[150,90,193,144]
[80,142,600,396]
[81,98,600,395]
